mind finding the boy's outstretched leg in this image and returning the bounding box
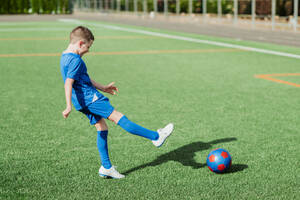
[95,119,125,179]
[153,123,174,147]
[108,110,174,147]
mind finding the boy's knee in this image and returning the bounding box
[108,110,124,124]
[95,118,108,131]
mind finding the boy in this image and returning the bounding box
[60,26,174,179]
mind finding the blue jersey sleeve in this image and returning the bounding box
[67,57,81,80]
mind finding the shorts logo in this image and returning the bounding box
[92,93,98,103]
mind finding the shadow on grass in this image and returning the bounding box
[124,137,247,175]
[225,164,248,173]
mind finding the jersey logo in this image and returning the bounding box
[92,93,98,103]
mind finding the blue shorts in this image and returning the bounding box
[79,98,114,125]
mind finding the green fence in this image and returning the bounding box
[0,0,73,14]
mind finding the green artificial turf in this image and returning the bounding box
[0,20,299,199]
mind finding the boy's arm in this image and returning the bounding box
[90,79,106,91]
[91,79,119,95]
[62,78,74,118]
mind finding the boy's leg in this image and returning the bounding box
[108,110,159,141]
[87,99,173,146]
[95,118,112,169]
[95,118,125,179]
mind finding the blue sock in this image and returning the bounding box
[97,130,112,169]
[117,116,159,140]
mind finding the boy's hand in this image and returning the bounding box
[103,82,119,95]
[62,107,72,118]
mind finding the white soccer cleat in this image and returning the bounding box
[152,123,174,147]
[99,166,125,179]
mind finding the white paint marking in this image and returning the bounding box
[61,19,300,59]
[94,24,300,59]
[0,22,47,26]
[57,19,82,24]
[0,27,71,32]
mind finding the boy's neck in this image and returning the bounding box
[63,43,80,56]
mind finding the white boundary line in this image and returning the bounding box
[0,27,72,32]
[61,19,300,59]
[91,22,300,60]
[0,22,46,26]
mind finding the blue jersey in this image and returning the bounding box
[60,53,105,110]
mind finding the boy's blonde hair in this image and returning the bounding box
[70,26,94,44]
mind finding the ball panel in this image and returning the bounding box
[221,151,228,159]
[209,154,215,162]
[217,164,225,171]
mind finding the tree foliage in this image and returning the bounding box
[0,0,72,14]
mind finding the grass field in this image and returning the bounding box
[0,19,300,199]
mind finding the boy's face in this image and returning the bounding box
[78,40,93,57]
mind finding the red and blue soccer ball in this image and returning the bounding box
[206,148,232,173]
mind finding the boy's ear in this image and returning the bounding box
[78,40,85,48]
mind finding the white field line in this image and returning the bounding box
[0,27,72,32]
[0,22,47,26]
[57,19,82,24]
[76,21,300,60]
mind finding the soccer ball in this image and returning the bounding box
[206,148,232,173]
